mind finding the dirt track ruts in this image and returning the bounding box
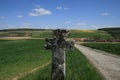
[75,44,120,80]
[12,61,51,80]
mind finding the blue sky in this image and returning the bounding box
[0,0,120,30]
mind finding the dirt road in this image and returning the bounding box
[75,44,120,80]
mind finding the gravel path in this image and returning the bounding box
[75,44,120,80]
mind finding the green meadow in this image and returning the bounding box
[0,40,51,80]
[20,49,103,80]
[0,40,103,80]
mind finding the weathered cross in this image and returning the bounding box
[45,29,74,80]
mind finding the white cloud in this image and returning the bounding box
[56,6,69,10]
[77,23,86,26]
[17,15,23,18]
[91,25,99,29]
[33,4,40,8]
[64,8,69,10]
[101,12,110,16]
[29,7,52,16]
[90,25,114,29]
[91,25,97,28]
[65,21,71,24]
[22,23,31,28]
[56,6,62,10]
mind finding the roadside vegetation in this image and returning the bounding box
[20,49,103,80]
[82,43,120,55]
[66,49,103,80]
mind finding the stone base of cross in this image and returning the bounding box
[45,29,74,80]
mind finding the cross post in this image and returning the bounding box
[45,29,74,80]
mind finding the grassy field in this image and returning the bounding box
[69,30,111,39]
[82,43,120,55]
[19,49,103,80]
[0,29,112,39]
[0,39,103,80]
[66,49,103,80]
[0,30,52,38]
[0,40,51,80]
[31,31,52,38]
[99,27,120,39]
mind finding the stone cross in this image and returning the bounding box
[45,29,74,80]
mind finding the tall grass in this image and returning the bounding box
[20,49,103,80]
[0,40,51,80]
[0,40,103,80]
[66,49,103,80]
[82,43,120,55]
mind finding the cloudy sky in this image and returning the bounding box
[0,0,120,30]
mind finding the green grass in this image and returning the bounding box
[31,31,52,38]
[0,30,52,38]
[99,27,120,39]
[0,39,103,80]
[66,49,103,80]
[19,64,51,80]
[0,40,51,80]
[69,30,112,39]
[0,30,112,39]
[0,32,32,37]
[82,43,120,55]
[20,49,103,80]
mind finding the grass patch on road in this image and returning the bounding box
[82,43,120,55]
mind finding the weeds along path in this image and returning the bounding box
[12,61,51,80]
[75,44,120,80]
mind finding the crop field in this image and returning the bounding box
[99,28,120,39]
[32,31,52,38]
[0,40,103,80]
[0,29,112,39]
[81,43,120,55]
[0,31,52,38]
[69,30,111,39]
